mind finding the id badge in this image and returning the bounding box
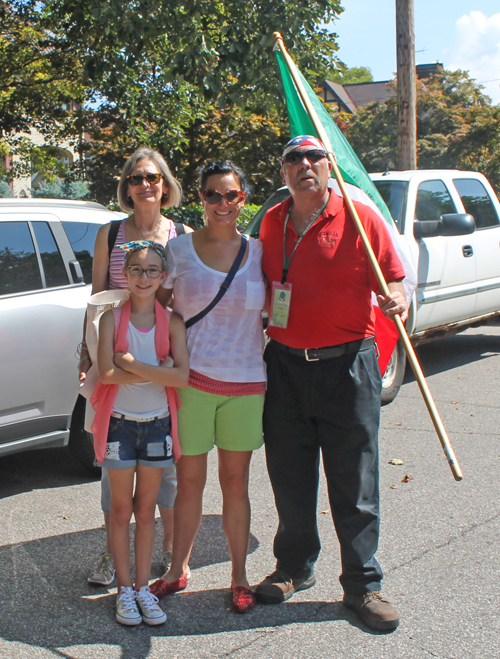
[269,282,292,328]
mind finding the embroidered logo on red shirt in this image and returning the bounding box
[318,232,338,247]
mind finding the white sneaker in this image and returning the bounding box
[136,586,167,625]
[88,552,115,586]
[116,586,142,626]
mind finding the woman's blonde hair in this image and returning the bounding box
[117,147,182,212]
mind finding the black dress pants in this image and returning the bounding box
[263,339,384,596]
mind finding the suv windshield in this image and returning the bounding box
[372,180,408,232]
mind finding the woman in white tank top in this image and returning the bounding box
[150,161,266,614]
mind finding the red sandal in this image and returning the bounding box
[150,572,189,600]
[231,585,256,614]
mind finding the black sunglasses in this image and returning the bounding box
[127,173,163,186]
[283,149,327,165]
[201,189,245,205]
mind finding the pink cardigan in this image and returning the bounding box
[90,298,182,464]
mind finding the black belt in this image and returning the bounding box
[271,336,375,362]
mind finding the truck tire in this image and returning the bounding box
[68,395,101,475]
[381,340,406,406]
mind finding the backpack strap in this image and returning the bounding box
[174,222,186,236]
[112,306,122,345]
[108,220,122,258]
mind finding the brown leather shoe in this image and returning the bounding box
[343,591,400,631]
[255,569,316,604]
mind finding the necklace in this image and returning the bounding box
[132,216,163,242]
[290,203,328,236]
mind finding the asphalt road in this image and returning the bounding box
[1,325,499,659]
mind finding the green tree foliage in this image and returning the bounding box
[2,0,343,202]
[0,1,88,186]
[32,178,90,199]
[327,65,373,85]
[0,2,84,137]
[44,0,342,106]
[83,85,288,206]
[0,179,14,197]
[341,69,500,194]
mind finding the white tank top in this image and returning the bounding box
[113,324,169,417]
[164,234,266,383]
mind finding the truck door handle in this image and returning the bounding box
[462,245,473,258]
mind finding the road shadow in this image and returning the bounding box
[0,520,379,658]
[0,445,99,499]
[403,330,500,383]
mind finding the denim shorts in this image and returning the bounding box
[101,414,174,470]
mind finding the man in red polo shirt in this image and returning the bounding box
[255,136,408,632]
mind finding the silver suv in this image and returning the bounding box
[0,198,118,471]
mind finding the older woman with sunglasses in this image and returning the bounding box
[149,161,266,614]
[79,146,192,587]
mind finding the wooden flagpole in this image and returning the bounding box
[272,31,463,481]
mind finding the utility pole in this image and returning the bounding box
[396,0,417,169]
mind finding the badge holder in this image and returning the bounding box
[269,281,292,328]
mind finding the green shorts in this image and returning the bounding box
[177,385,264,455]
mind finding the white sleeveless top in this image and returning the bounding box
[164,233,266,383]
[113,324,169,417]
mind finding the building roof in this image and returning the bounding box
[320,63,444,115]
[344,81,396,108]
[416,62,443,79]
[320,80,396,114]
[320,80,358,114]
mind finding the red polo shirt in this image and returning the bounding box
[260,190,406,349]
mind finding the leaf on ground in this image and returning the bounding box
[320,510,330,514]
[388,458,404,465]
[451,401,458,404]
[401,474,413,482]
[62,515,70,520]
[390,484,398,489]
[395,422,402,426]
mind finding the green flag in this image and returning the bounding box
[276,49,394,226]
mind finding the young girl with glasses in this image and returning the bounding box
[91,241,189,626]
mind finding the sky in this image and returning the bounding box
[329,0,500,104]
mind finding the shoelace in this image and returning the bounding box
[118,588,138,611]
[364,591,389,604]
[137,589,160,612]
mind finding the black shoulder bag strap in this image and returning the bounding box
[107,219,122,258]
[174,222,186,236]
[185,235,248,329]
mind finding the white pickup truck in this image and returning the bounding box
[246,169,500,404]
[371,169,500,402]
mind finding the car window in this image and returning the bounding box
[453,178,500,229]
[62,221,101,282]
[32,222,70,287]
[0,221,43,294]
[415,180,457,223]
[372,180,408,232]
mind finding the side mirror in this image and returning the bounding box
[414,213,475,238]
[439,213,475,236]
